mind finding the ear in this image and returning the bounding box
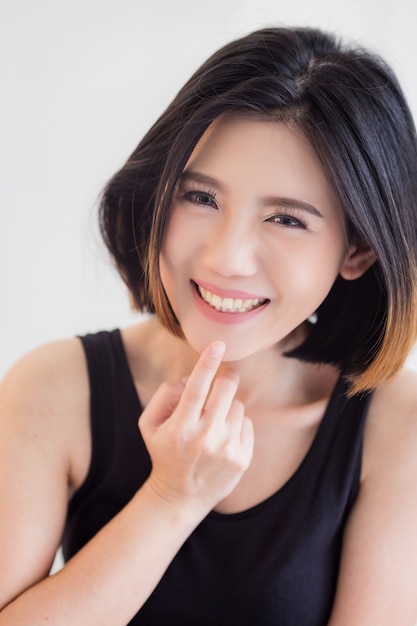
[339,242,377,281]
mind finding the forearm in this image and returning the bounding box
[0,342,253,624]
[0,480,203,625]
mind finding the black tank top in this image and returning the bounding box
[62,329,372,625]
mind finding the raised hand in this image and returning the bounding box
[139,341,254,517]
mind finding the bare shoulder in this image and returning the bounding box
[370,365,417,415]
[1,336,89,421]
[1,337,88,419]
[0,337,91,607]
[362,366,417,481]
[0,337,91,491]
[328,368,417,623]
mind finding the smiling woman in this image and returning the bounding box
[104,30,417,396]
[2,25,417,626]
[159,117,358,362]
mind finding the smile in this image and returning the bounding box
[196,283,268,313]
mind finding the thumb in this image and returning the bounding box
[138,380,185,435]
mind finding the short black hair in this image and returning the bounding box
[99,26,417,394]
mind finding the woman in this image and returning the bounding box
[1,26,417,625]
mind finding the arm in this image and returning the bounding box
[0,340,253,625]
[328,370,417,625]
[0,339,83,611]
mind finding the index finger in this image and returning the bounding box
[176,341,226,421]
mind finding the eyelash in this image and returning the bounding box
[182,188,218,208]
[181,187,309,229]
[266,213,309,229]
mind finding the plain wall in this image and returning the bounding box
[2,0,417,587]
[2,0,417,376]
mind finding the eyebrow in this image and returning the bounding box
[179,170,324,218]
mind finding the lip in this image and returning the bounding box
[193,279,267,301]
[191,281,269,325]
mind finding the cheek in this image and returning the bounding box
[159,212,193,307]
[162,208,194,259]
[267,235,345,297]
[160,207,207,274]
[159,243,180,290]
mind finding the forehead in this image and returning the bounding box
[183,115,342,216]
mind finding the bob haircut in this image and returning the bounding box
[99,26,417,395]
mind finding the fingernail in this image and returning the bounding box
[210,341,226,359]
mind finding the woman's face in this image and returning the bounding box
[159,116,349,361]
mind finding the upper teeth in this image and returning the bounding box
[198,285,266,313]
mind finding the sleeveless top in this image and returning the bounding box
[62,329,372,626]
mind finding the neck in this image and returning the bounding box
[217,348,337,410]
[145,318,339,412]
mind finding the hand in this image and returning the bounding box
[139,341,254,517]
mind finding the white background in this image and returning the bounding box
[2,0,417,591]
[2,0,417,376]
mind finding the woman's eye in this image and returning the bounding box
[185,191,218,208]
[267,214,307,228]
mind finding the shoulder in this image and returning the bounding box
[0,338,94,603]
[362,366,417,482]
[1,336,89,415]
[0,336,91,492]
[327,368,417,622]
[369,365,417,416]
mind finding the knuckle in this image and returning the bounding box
[222,437,251,470]
[199,434,216,457]
[222,440,240,464]
[185,385,204,405]
[194,358,216,381]
[171,424,192,449]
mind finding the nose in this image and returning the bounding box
[202,216,258,277]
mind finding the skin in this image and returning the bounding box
[161,117,357,365]
[1,118,417,624]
